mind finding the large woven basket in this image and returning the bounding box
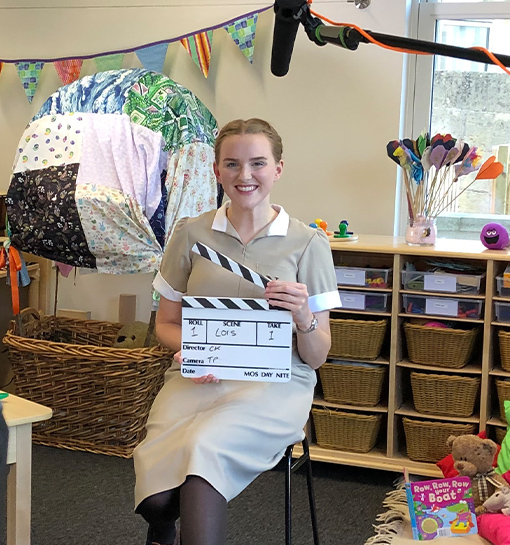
[498,330,510,372]
[403,323,477,368]
[403,417,477,462]
[319,362,386,406]
[496,378,510,421]
[311,407,381,452]
[3,310,173,458]
[410,371,480,417]
[496,427,507,445]
[329,318,388,360]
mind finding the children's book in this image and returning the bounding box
[405,474,478,540]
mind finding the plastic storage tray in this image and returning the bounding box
[338,290,390,313]
[496,277,510,297]
[401,270,484,295]
[402,294,483,319]
[495,301,510,323]
[335,266,392,289]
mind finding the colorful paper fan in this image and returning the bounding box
[6,68,220,274]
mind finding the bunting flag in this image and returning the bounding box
[135,43,169,74]
[15,61,44,103]
[181,31,213,78]
[0,62,3,76]
[54,59,83,85]
[94,53,124,72]
[224,13,259,64]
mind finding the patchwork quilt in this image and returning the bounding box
[6,68,219,274]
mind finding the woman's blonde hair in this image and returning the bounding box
[214,118,283,163]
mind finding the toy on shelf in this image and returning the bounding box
[481,223,510,250]
[332,220,358,242]
[309,218,333,236]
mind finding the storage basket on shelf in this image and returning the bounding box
[312,407,381,453]
[329,318,388,360]
[498,330,510,372]
[495,378,510,421]
[496,427,507,445]
[403,322,477,368]
[410,371,480,417]
[319,361,386,406]
[402,417,477,462]
[3,309,173,458]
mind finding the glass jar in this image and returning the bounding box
[405,215,437,246]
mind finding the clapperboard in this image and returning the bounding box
[180,242,293,382]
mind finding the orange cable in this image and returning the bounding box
[307,0,509,74]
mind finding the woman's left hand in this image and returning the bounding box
[264,280,313,330]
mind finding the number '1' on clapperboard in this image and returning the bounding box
[180,242,293,382]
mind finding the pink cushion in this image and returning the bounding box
[478,513,510,545]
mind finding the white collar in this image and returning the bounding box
[211,201,290,236]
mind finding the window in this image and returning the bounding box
[402,1,510,238]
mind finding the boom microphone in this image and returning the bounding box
[271,0,308,77]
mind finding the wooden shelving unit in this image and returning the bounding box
[302,235,510,477]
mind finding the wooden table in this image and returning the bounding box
[3,392,52,545]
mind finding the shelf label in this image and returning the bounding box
[339,292,366,310]
[424,274,457,293]
[335,268,366,286]
[425,297,459,317]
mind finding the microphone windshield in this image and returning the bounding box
[271,1,303,77]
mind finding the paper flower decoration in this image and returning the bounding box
[387,131,504,222]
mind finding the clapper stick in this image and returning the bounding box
[191,242,270,289]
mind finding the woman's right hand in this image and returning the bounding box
[174,351,220,384]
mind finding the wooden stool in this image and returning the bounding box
[284,437,320,545]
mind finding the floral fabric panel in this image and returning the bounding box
[75,184,162,274]
[123,71,218,150]
[6,164,96,268]
[149,170,168,249]
[32,68,150,121]
[164,142,217,245]
[12,113,84,174]
[76,113,168,221]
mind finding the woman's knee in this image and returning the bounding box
[136,489,179,523]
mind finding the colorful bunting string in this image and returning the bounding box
[223,13,259,64]
[0,5,271,102]
[54,59,83,85]
[94,53,125,72]
[15,62,44,103]
[181,31,213,78]
[135,43,169,74]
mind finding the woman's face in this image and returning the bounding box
[213,133,283,213]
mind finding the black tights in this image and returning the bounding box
[137,476,228,545]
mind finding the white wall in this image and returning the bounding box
[0,0,407,322]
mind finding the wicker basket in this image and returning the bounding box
[498,330,510,372]
[496,427,507,445]
[3,310,173,458]
[319,362,386,406]
[311,407,382,452]
[329,318,388,360]
[410,371,480,417]
[403,417,477,462]
[403,323,477,368]
[496,378,510,422]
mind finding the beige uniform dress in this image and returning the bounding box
[133,203,340,506]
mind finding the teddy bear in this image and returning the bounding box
[447,434,508,515]
[113,321,156,348]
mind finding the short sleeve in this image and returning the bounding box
[152,217,191,300]
[297,229,340,313]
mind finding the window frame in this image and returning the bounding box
[398,0,510,236]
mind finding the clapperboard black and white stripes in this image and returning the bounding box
[180,243,292,382]
[191,242,270,288]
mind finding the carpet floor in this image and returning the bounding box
[1,444,399,545]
